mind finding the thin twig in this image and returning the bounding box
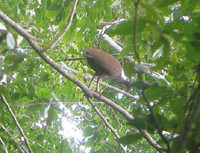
[0,123,28,153]
[133,0,141,64]
[28,139,51,152]
[87,98,127,153]
[0,136,8,153]
[65,57,87,61]
[0,95,33,153]
[142,90,170,152]
[0,136,6,146]
[42,0,79,51]
[110,107,124,131]
[175,84,200,153]
[10,101,104,108]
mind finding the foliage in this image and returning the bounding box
[0,0,200,153]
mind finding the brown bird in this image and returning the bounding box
[86,48,130,91]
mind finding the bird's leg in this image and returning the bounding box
[96,76,101,92]
[88,74,96,90]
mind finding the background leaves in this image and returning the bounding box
[0,0,200,153]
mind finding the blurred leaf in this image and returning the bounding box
[36,88,51,100]
[121,0,132,5]
[156,0,179,7]
[193,32,200,40]
[190,40,200,51]
[124,61,135,78]
[119,48,131,58]
[128,114,155,131]
[169,97,185,131]
[40,72,50,82]
[46,105,58,127]
[185,41,200,62]
[108,20,133,35]
[60,140,73,153]
[146,84,167,100]
[27,83,36,99]
[0,86,7,94]
[83,127,94,137]
[15,53,26,64]
[118,134,142,145]
[132,80,150,89]
[11,92,19,100]
[128,114,177,132]
[104,1,112,21]
[142,3,159,20]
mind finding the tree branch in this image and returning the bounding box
[42,0,79,51]
[175,84,200,153]
[0,95,32,153]
[142,90,170,152]
[65,57,87,61]
[0,9,162,152]
[0,123,28,153]
[92,92,163,151]
[61,62,139,99]
[87,98,127,153]
[0,136,8,153]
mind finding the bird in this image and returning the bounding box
[86,48,130,91]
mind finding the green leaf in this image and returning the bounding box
[108,20,133,35]
[169,97,185,131]
[132,80,150,89]
[11,92,19,100]
[60,140,73,153]
[185,41,200,62]
[128,114,176,132]
[36,88,51,100]
[124,61,135,78]
[146,84,167,100]
[83,127,94,137]
[119,48,131,58]
[46,105,58,126]
[0,86,7,94]
[118,134,142,145]
[40,72,50,82]
[27,83,36,99]
[156,0,180,8]
[104,1,112,21]
[128,114,155,131]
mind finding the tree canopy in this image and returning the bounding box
[0,0,200,153]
